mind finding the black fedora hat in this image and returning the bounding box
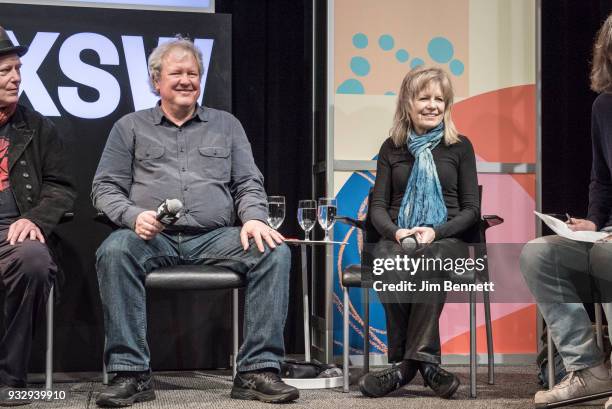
[0,26,27,57]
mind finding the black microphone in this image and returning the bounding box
[400,234,420,253]
[156,199,184,225]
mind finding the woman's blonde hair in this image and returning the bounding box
[390,66,459,146]
[590,13,612,93]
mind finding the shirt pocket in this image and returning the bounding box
[198,146,231,180]
[134,145,166,175]
[135,145,165,160]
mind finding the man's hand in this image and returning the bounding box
[567,218,596,232]
[135,210,164,240]
[7,218,45,245]
[240,219,285,252]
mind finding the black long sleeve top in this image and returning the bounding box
[587,93,612,230]
[370,135,480,241]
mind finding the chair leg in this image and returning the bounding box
[102,336,109,385]
[469,291,477,398]
[363,287,369,375]
[343,287,349,393]
[547,330,555,389]
[232,289,239,379]
[595,303,604,350]
[483,290,494,385]
[45,286,54,391]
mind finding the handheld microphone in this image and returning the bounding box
[400,234,420,253]
[156,199,184,225]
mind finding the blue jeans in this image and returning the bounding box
[96,227,291,373]
[520,235,612,371]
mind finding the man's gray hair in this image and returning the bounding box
[148,36,204,95]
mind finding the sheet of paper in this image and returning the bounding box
[534,211,609,243]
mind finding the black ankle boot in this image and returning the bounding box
[359,360,418,398]
[96,371,155,407]
[419,362,460,399]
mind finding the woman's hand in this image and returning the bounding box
[567,218,596,232]
[395,227,436,244]
[412,226,436,244]
[395,228,415,244]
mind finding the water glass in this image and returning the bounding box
[317,197,337,242]
[297,200,316,240]
[267,196,285,230]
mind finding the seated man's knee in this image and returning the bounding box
[267,243,291,266]
[519,237,553,281]
[250,242,291,276]
[96,229,140,262]
[95,230,145,281]
[12,240,54,283]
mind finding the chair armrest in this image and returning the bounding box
[336,216,366,231]
[59,212,75,223]
[482,214,504,230]
[94,211,119,229]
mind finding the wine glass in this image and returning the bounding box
[267,196,285,230]
[297,200,316,240]
[317,197,337,242]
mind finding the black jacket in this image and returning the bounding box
[587,93,612,230]
[7,104,76,237]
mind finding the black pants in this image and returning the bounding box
[0,224,55,387]
[373,238,468,364]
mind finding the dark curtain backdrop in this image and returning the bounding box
[541,0,612,217]
[541,0,612,322]
[214,0,314,356]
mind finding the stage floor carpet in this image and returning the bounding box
[26,365,606,408]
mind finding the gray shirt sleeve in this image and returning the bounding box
[228,117,268,224]
[91,119,146,229]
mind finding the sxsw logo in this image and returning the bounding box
[7,31,214,119]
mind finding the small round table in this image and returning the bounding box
[283,238,346,389]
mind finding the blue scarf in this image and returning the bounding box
[397,122,448,229]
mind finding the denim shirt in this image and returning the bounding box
[91,104,267,231]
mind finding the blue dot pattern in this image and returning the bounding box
[352,33,368,49]
[337,79,365,94]
[427,37,454,63]
[378,34,394,51]
[338,33,465,95]
[450,59,464,76]
[395,49,409,63]
[410,58,425,69]
[350,56,370,76]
